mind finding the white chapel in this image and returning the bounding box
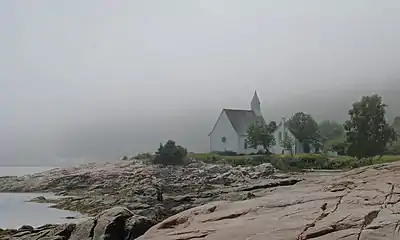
[208,91,265,154]
[208,92,314,154]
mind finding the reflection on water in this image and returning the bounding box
[0,192,85,229]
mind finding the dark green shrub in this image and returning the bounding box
[283,157,307,169]
[348,158,372,168]
[291,154,330,169]
[134,152,153,160]
[328,159,348,169]
[153,140,187,165]
[325,157,374,170]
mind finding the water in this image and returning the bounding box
[0,166,86,229]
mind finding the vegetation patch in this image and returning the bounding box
[153,140,187,165]
[189,152,400,171]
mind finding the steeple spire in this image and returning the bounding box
[251,90,261,116]
[252,90,260,104]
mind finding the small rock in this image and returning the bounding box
[17,225,33,233]
[30,196,46,202]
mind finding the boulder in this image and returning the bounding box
[17,225,34,233]
[91,207,133,240]
[125,216,154,239]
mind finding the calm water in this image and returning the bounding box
[0,166,85,229]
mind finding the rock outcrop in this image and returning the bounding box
[139,163,400,240]
[0,160,283,220]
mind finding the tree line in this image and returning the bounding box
[246,94,399,159]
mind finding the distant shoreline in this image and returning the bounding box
[0,166,57,177]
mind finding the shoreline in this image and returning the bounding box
[6,159,398,239]
[0,159,302,239]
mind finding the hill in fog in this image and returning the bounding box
[53,79,399,165]
[265,78,400,122]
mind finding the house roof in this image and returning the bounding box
[273,121,322,144]
[223,109,265,135]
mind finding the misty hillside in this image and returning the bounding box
[53,80,399,164]
[265,78,400,122]
[2,80,399,166]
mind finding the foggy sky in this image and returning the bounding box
[1,1,400,165]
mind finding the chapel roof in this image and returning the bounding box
[223,109,265,135]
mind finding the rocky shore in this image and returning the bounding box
[0,160,293,217]
[0,159,301,239]
[1,159,400,239]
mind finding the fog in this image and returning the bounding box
[1,1,400,165]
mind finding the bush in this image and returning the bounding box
[192,151,399,170]
[153,140,187,165]
[286,154,330,169]
[134,152,153,160]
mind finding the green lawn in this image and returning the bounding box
[189,152,261,161]
[372,155,400,164]
[188,152,400,170]
[326,155,400,165]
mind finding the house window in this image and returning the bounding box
[278,132,282,142]
[244,141,248,149]
[284,132,288,141]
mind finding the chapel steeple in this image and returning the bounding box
[251,90,262,117]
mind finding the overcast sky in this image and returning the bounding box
[1,1,400,165]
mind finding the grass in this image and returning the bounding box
[188,152,400,171]
[373,155,400,164]
[189,153,261,161]
[188,152,268,166]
